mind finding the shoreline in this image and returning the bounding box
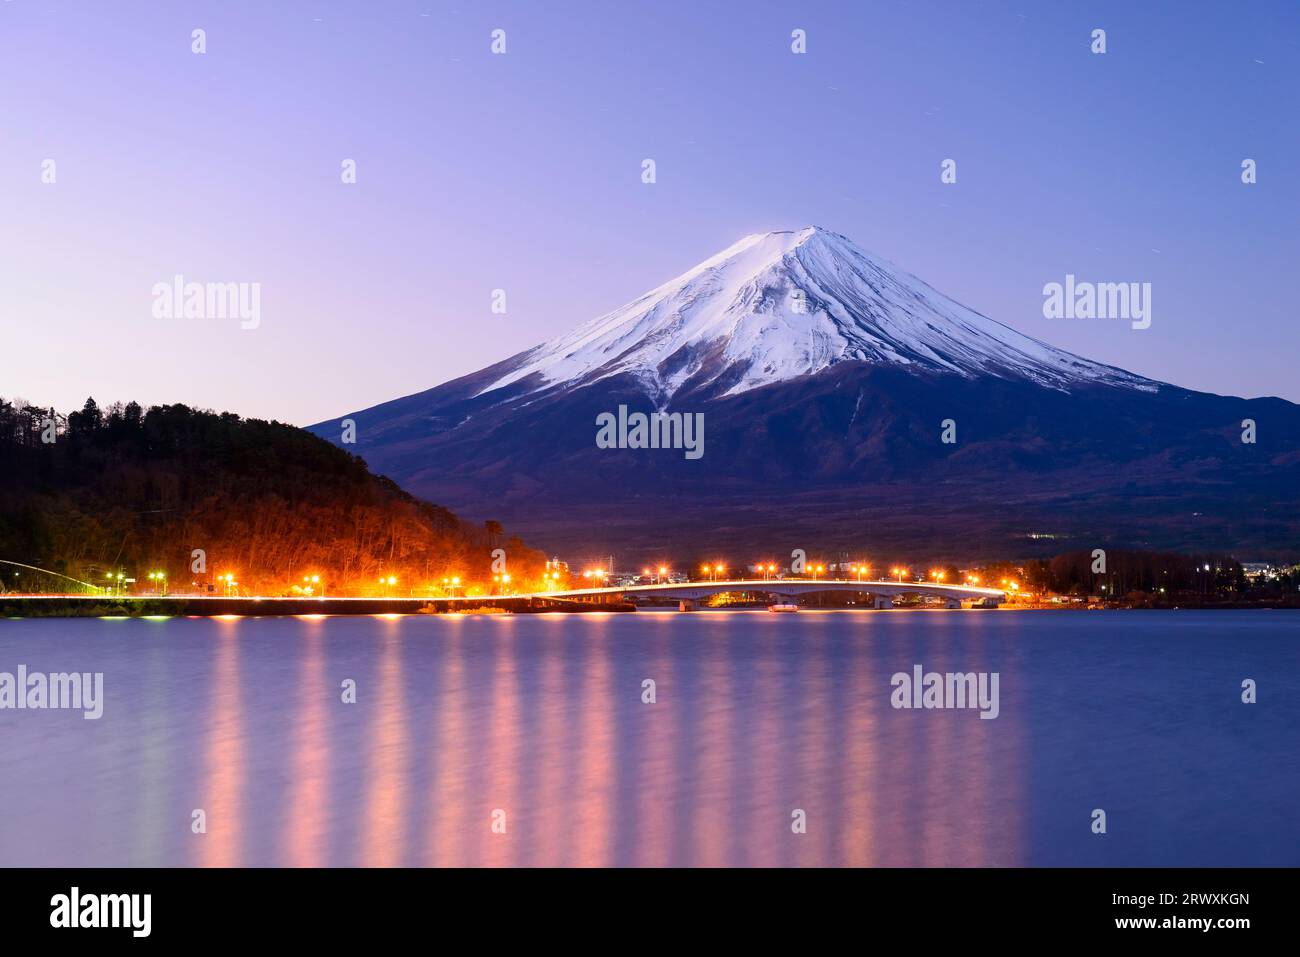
[2,596,1297,618]
[0,595,637,618]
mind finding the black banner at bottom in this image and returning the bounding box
[0,867,1281,943]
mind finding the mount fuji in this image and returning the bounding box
[475,227,1153,402]
[311,227,1300,561]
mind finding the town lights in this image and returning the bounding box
[700,564,724,582]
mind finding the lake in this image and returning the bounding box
[0,610,1295,866]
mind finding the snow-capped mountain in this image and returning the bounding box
[480,226,1154,404]
[311,228,1300,560]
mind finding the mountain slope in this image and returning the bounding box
[310,228,1300,561]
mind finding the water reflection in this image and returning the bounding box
[427,622,467,867]
[361,620,406,866]
[197,620,242,866]
[6,610,1291,867]
[285,620,327,867]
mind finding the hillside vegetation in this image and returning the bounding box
[0,397,546,596]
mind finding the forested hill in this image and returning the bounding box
[0,397,547,596]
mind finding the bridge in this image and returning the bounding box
[538,578,1006,609]
[0,578,1005,616]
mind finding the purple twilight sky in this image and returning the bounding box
[2,0,1297,424]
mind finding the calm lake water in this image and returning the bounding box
[0,610,1296,867]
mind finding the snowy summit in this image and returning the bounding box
[480,226,1154,403]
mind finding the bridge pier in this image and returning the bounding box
[678,600,696,612]
[874,596,894,609]
[945,598,962,609]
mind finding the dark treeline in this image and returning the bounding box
[1009,549,1248,598]
[0,396,547,595]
